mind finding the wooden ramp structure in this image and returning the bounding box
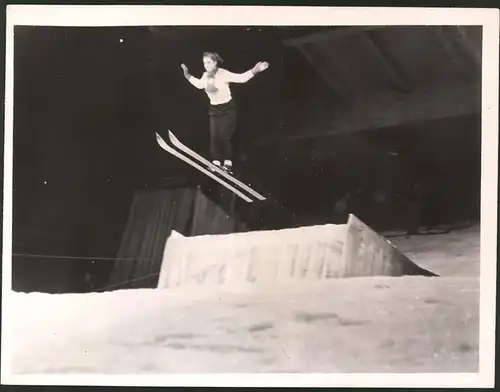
[157,214,437,290]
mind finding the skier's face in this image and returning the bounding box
[203,57,217,72]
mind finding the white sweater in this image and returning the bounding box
[188,68,254,105]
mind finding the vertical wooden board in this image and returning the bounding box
[344,214,434,277]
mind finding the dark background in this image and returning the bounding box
[11,25,481,293]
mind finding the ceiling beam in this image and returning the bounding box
[252,82,480,146]
[433,26,477,83]
[451,26,482,78]
[453,26,481,68]
[360,32,413,93]
[282,26,388,47]
[313,43,357,99]
[298,44,351,99]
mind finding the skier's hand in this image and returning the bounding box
[259,61,269,71]
[181,63,190,79]
[251,61,268,75]
[254,61,269,73]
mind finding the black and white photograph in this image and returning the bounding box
[2,5,498,388]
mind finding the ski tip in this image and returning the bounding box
[155,133,167,148]
[168,130,178,142]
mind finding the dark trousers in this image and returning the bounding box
[208,100,237,161]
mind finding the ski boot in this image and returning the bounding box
[222,160,233,175]
[210,160,222,172]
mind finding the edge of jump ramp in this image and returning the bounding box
[157,213,438,289]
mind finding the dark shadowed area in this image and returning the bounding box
[12,25,481,293]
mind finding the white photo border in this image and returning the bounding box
[2,5,498,388]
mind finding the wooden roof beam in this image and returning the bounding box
[454,26,481,68]
[282,26,387,47]
[361,31,414,93]
[299,43,352,100]
[252,82,480,146]
[434,26,477,82]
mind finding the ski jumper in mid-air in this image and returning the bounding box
[181,52,269,173]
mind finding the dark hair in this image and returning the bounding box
[203,52,224,65]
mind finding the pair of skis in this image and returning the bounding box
[156,131,266,203]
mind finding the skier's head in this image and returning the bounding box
[203,52,223,72]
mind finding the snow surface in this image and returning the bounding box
[8,225,480,374]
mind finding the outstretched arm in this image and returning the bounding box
[181,63,205,89]
[224,61,269,84]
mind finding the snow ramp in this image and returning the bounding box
[157,214,437,289]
